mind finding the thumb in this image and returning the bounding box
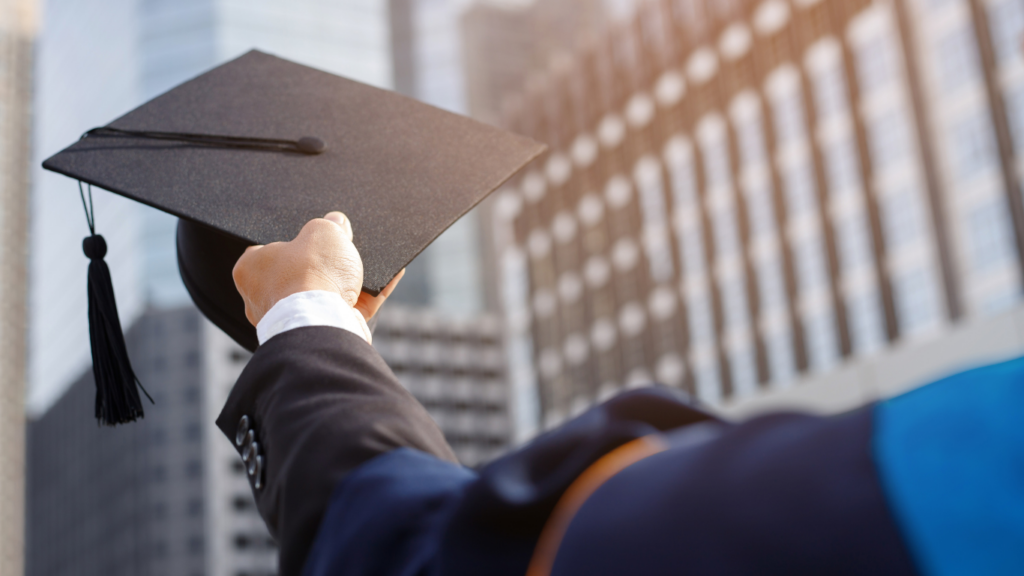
[324,211,354,242]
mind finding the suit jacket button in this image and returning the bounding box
[247,443,261,476]
[242,430,256,462]
[253,455,264,490]
[235,415,250,447]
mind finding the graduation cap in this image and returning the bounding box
[43,50,545,425]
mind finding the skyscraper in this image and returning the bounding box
[0,1,34,573]
[387,0,492,316]
[490,0,1024,427]
[390,0,609,322]
[28,307,277,576]
[29,308,210,576]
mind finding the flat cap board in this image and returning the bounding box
[43,50,545,295]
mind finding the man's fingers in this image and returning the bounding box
[323,211,354,241]
[379,268,405,299]
[233,212,366,326]
[233,244,265,287]
[354,269,405,321]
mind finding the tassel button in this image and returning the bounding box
[83,235,107,260]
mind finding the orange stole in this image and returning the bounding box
[525,436,669,576]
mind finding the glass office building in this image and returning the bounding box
[0,0,33,571]
[491,0,1024,427]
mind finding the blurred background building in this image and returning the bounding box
[387,0,486,315]
[373,307,509,467]
[28,308,276,576]
[491,0,1024,427]
[460,0,611,439]
[18,0,1024,575]
[461,0,608,126]
[0,1,33,574]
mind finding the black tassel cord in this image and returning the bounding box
[79,181,153,425]
[82,127,326,155]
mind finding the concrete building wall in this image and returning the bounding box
[0,2,34,572]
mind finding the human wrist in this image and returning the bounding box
[256,290,371,345]
[253,277,353,326]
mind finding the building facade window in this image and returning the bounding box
[745,182,776,238]
[936,26,982,93]
[853,34,895,94]
[1008,85,1024,153]
[766,330,796,385]
[781,164,818,217]
[968,201,1015,274]
[634,156,675,283]
[952,113,998,182]
[810,63,848,121]
[836,215,872,269]
[767,69,839,372]
[986,0,1024,65]
[894,268,940,334]
[664,135,721,401]
[849,291,886,354]
[824,139,862,194]
[731,94,796,386]
[699,115,757,395]
[882,189,925,249]
[868,111,910,170]
[794,240,829,293]
[804,311,839,371]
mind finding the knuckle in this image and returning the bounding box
[232,258,248,285]
[302,218,334,236]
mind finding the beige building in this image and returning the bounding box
[486,0,1024,431]
[0,0,33,574]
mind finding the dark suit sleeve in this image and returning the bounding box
[304,387,722,576]
[215,325,458,576]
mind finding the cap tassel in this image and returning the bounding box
[79,182,153,425]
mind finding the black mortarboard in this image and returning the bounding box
[43,50,544,424]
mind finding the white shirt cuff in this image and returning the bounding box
[256,290,372,346]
